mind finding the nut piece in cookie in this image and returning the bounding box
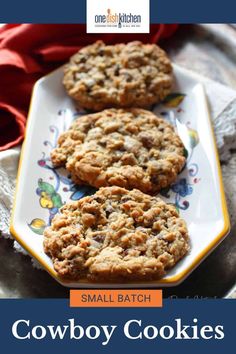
[63,41,173,111]
[44,186,189,282]
[51,108,186,194]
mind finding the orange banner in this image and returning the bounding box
[70,289,162,307]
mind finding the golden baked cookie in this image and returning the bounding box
[44,187,189,281]
[51,108,186,194]
[63,41,173,110]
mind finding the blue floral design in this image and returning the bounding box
[160,163,200,211]
[171,178,193,197]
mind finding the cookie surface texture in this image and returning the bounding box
[51,108,186,194]
[44,187,189,281]
[63,40,173,110]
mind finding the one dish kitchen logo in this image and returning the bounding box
[87,0,149,33]
[95,8,142,28]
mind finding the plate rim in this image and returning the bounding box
[10,64,231,288]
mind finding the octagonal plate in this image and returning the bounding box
[10,64,230,288]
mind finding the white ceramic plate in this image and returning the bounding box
[10,64,230,288]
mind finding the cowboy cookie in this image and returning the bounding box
[63,41,173,110]
[44,187,189,281]
[51,108,186,194]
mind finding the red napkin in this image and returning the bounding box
[0,24,178,151]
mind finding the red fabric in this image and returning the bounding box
[0,24,178,151]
